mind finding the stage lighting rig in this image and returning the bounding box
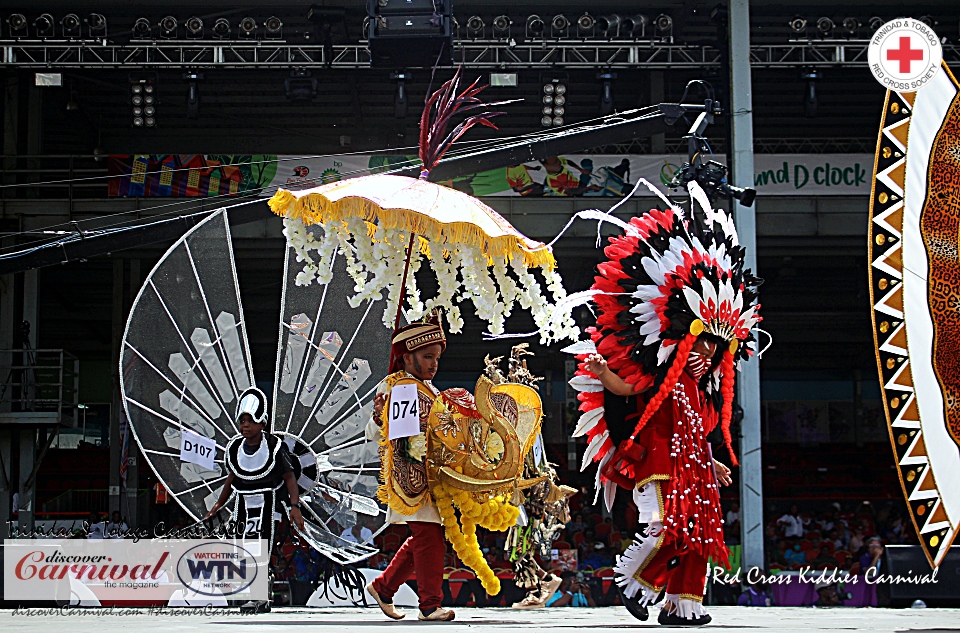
[841,17,859,36]
[130,75,158,128]
[159,16,177,38]
[868,17,884,32]
[185,17,204,38]
[541,79,567,127]
[816,17,834,36]
[801,68,821,118]
[239,17,257,37]
[597,15,620,38]
[598,72,616,115]
[86,13,106,37]
[212,18,230,39]
[392,71,409,118]
[34,13,54,38]
[789,16,807,34]
[576,14,595,37]
[918,16,937,28]
[654,14,673,40]
[61,14,81,38]
[551,15,569,38]
[132,18,151,39]
[623,15,647,38]
[7,13,27,38]
[493,15,512,38]
[184,72,202,119]
[526,15,544,39]
[466,15,484,38]
[265,16,283,39]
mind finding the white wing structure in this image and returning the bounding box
[120,210,251,520]
[121,209,391,565]
[271,240,392,562]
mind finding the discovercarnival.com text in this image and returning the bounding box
[10,605,239,617]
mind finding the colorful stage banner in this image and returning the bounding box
[108,153,873,198]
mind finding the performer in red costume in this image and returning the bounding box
[565,200,761,625]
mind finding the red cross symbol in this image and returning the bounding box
[886,36,924,74]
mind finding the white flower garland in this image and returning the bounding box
[282,216,579,343]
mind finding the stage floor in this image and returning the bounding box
[5,606,959,632]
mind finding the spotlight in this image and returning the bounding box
[597,15,620,37]
[526,15,544,38]
[160,16,178,38]
[577,14,595,37]
[598,71,616,115]
[212,18,230,39]
[34,13,55,38]
[918,16,937,28]
[541,80,567,126]
[868,17,884,32]
[493,15,512,37]
[239,17,257,37]
[185,17,204,38]
[552,14,570,36]
[801,69,821,118]
[7,13,27,37]
[789,16,807,33]
[132,18,152,39]
[816,17,834,35]
[285,69,317,103]
[61,14,81,38]
[841,18,859,35]
[85,13,106,37]
[655,14,673,37]
[265,16,283,38]
[130,76,157,128]
[466,15,484,37]
[623,15,647,37]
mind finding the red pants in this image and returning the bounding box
[372,521,445,611]
[637,537,709,598]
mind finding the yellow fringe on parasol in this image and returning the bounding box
[268,176,556,269]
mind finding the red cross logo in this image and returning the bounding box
[886,36,924,74]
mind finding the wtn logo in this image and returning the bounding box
[186,559,247,580]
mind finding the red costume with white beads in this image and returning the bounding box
[565,192,762,623]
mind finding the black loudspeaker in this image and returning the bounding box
[885,545,960,607]
[376,0,443,15]
[367,0,453,68]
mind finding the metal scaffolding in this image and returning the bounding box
[2,39,957,69]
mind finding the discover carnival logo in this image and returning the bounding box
[175,541,260,597]
[3,539,268,601]
[868,18,942,91]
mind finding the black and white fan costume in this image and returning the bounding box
[120,209,393,570]
[224,387,296,548]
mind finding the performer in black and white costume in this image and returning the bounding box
[206,387,306,612]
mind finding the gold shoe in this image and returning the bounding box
[540,574,563,601]
[366,583,405,620]
[512,591,545,609]
[418,607,456,621]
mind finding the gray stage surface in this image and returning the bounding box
[4,606,958,632]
